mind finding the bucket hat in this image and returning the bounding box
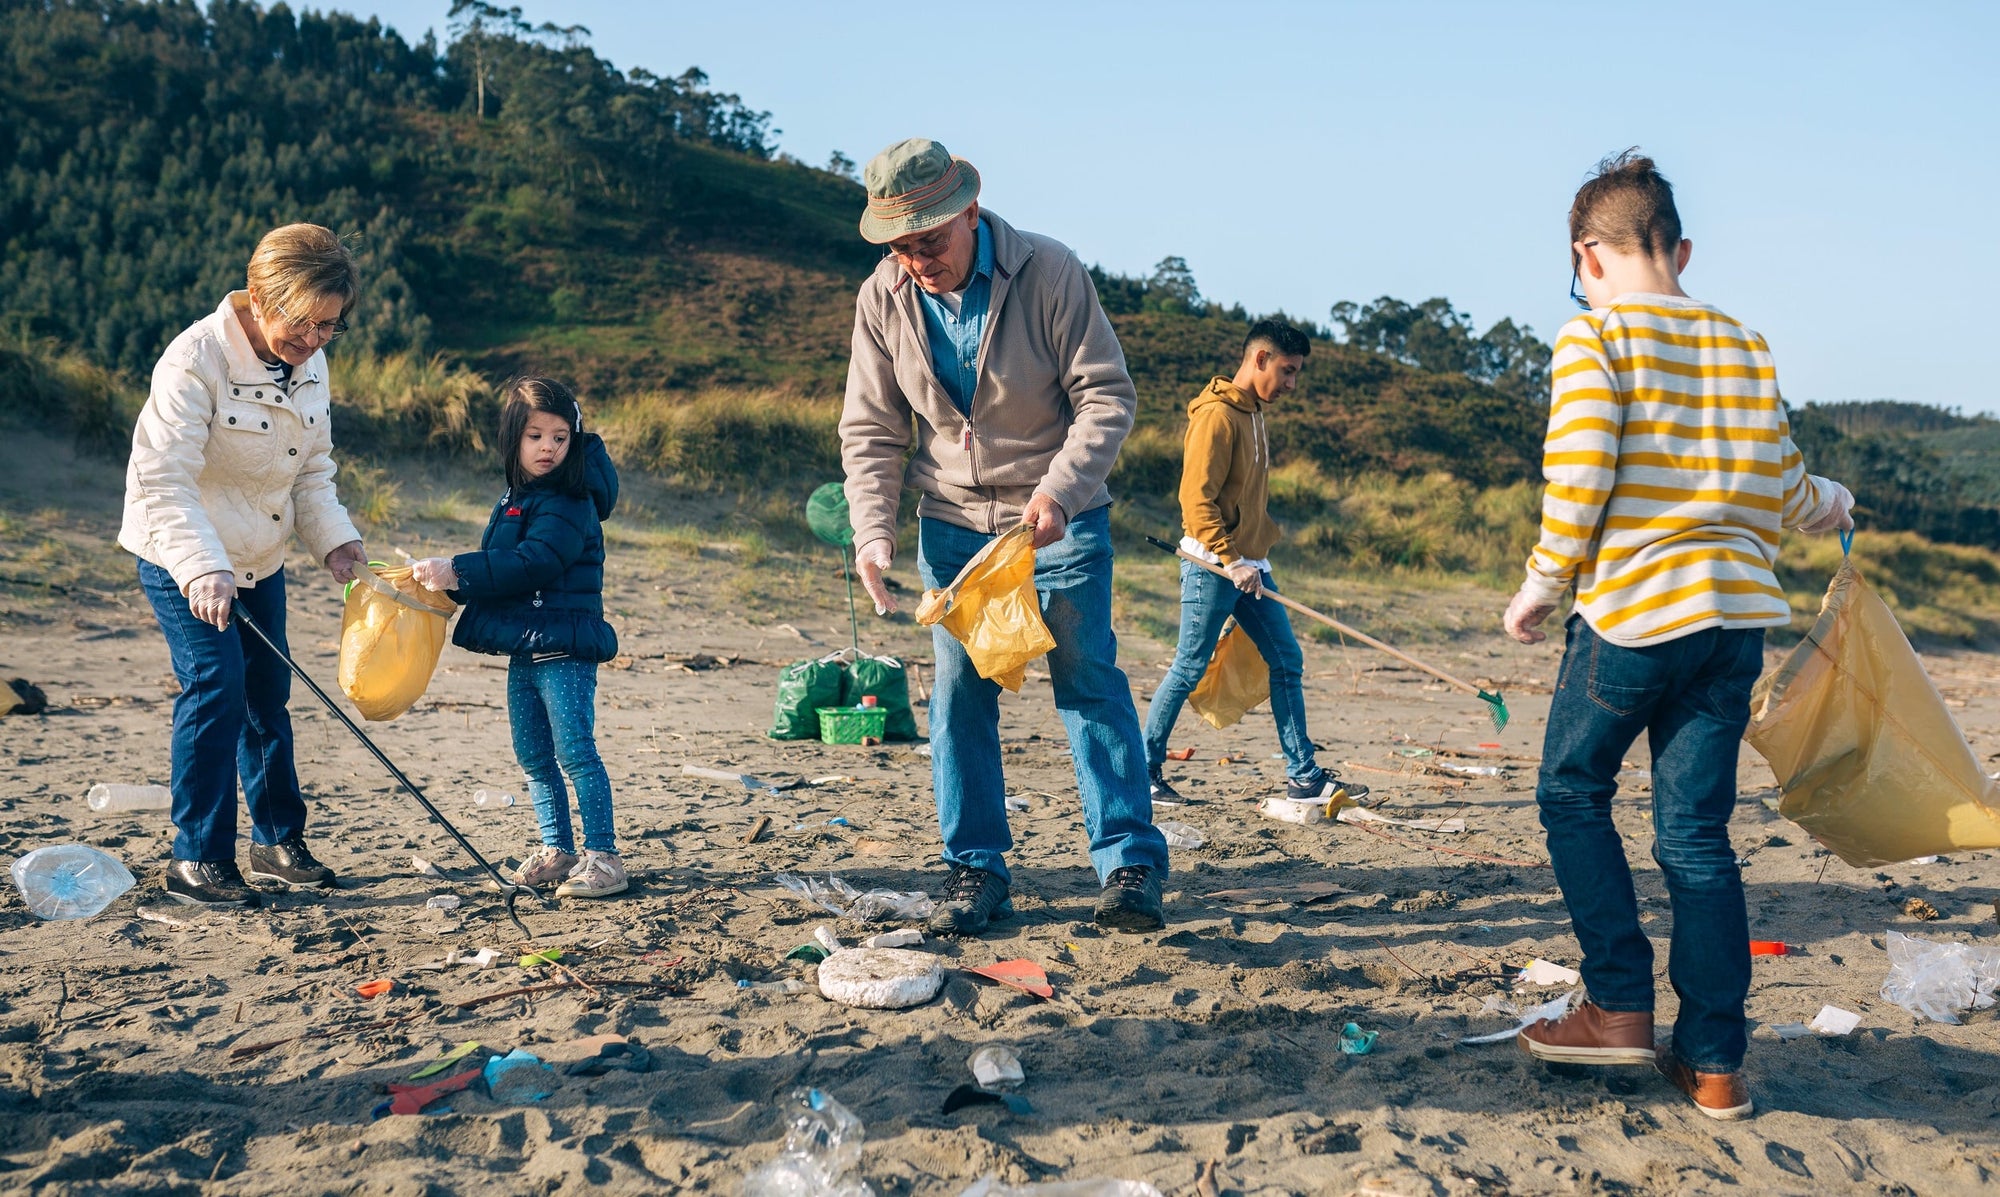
[858,138,981,244]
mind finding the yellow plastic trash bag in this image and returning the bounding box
[914,524,1056,692]
[1189,621,1269,729]
[1744,559,2000,867]
[339,565,455,722]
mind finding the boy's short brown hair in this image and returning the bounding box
[1569,149,1682,259]
[246,223,359,319]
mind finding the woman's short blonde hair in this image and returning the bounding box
[246,223,360,318]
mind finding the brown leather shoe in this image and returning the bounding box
[1518,999,1657,1064]
[1658,1053,1754,1120]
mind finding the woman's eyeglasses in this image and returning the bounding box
[273,299,350,341]
[1568,240,1600,311]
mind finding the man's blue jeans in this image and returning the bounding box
[139,560,308,862]
[1143,561,1322,783]
[508,656,617,855]
[1537,614,1764,1072]
[917,506,1168,885]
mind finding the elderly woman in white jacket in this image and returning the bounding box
[119,223,368,909]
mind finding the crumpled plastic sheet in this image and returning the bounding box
[775,873,934,923]
[957,1178,1165,1197]
[1880,930,2000,1024]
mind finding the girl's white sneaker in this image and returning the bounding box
[513,845,578,888]
[556,850,628,898]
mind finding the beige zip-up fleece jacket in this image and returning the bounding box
[118,292,360,591]
[839,210,1137,549]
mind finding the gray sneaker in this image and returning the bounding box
[927,864,1012,937]
[1094,865,1164,932]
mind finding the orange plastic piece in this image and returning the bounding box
[356,979,394,999]
[963,958,1054,999]
[1165,748,1196,761]
[1748,941,1791,957]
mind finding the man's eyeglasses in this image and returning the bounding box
[1568,240,1600,311]
[884,226,955,262]
[273,299,350,342]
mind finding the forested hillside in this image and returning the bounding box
[2,0,1995,553]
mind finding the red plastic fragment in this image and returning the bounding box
[963,959,1055,999]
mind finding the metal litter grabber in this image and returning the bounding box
[1146,536,1510,732]
[233,605,547,937]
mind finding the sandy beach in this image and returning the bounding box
[3,437,1998,1196]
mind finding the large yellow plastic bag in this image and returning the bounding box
[339,565,455,721]
[1189,620,1269,729]
[914,524,1056,692]
[1744,559,2000,866]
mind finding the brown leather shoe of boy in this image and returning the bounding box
[1657,1053,1754,1120]
[1518,999,1657,1064]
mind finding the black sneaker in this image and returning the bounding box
[245,837,336,887]
[163,859,261,909]
[1287,771,1373,808]
[1148,769,1184,806]
[1094,865,1164,932]
[927,864,1012,937]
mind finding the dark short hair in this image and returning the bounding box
[1570,148,1682,258]
[499,376,588,496]
[1244,318,1310,360]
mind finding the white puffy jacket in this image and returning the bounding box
[119,292,360,591]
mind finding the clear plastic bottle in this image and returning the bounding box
[10,843,137,920]
[85,784,172,812]
[737,978,810,994]
[473,790,516,808]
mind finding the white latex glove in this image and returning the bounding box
[1799,481,1856,534]
[1504,589,1556,645]
[855,538,897,616]
[410,556,459,592]
[187,571,237,631]
[1021,493,1069,549]
[1224,560,1263,596]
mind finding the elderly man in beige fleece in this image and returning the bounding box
[840,137,1170,936]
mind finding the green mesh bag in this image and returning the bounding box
[768,655,844,740]
[842,653,919,741]
[807,482,854,547]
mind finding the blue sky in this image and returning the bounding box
[358,1,1996,412]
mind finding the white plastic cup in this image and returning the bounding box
[1259,797,1325,825]
[473,790,516,808]
[85,784,172,812]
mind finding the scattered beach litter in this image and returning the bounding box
[957,1177,1164,1196]
[484,1048,556,1103]
[816,948,944,1009]
[1749,940,1796,957]
[775,872,934,922]
[1462,991,1572,1044]
[425,894,461,910]
[943,1084,1032,1115]
[411,855,445,877]
[410,1041,485,1080]
[1516,959,1581,987]
[861,928,922,948]
[742,1088,874,1197]
[1808,1005,1861,1035]
[10,843,135,920]
[1156,821,1206,849]
[1338,1022,1378,1055]
[1258,797,1322,824]
[968,1044,1024,1088]
[683,763,804,794]
[355,979,394,999]
[963,959,1055,999]
[1880,931,2000,1023]
[372,1066,480,1119]
[1335,806,1466,834]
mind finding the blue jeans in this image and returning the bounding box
[508,656,617,855]
[139,560,308,862]
[917,506,1168,884]
[1537,614,1764,1072]
[1143,561,1322,783]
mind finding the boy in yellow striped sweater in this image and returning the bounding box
[1503,151,1853,1121]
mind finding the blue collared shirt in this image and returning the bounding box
[915,217,994,416]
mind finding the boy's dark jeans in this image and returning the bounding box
[1537,614,1764,1072]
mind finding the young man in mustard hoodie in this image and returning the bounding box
[1142,319,1367,807]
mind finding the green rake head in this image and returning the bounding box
[1478,689,1510,733]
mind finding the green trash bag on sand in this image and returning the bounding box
[843,652,919,741]
[768,655,844,740]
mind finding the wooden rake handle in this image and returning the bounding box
[1144,537,1487,699]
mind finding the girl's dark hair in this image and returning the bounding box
[1570,148,1682,258]
[499,376,588,496]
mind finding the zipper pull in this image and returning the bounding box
[532,590,544,609]
[963,420,973,450]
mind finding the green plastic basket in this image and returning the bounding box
[816,706,888,745]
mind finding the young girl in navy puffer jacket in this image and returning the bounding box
[412,377,626,899]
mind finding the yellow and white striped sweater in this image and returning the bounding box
[1522,294,1838,647]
